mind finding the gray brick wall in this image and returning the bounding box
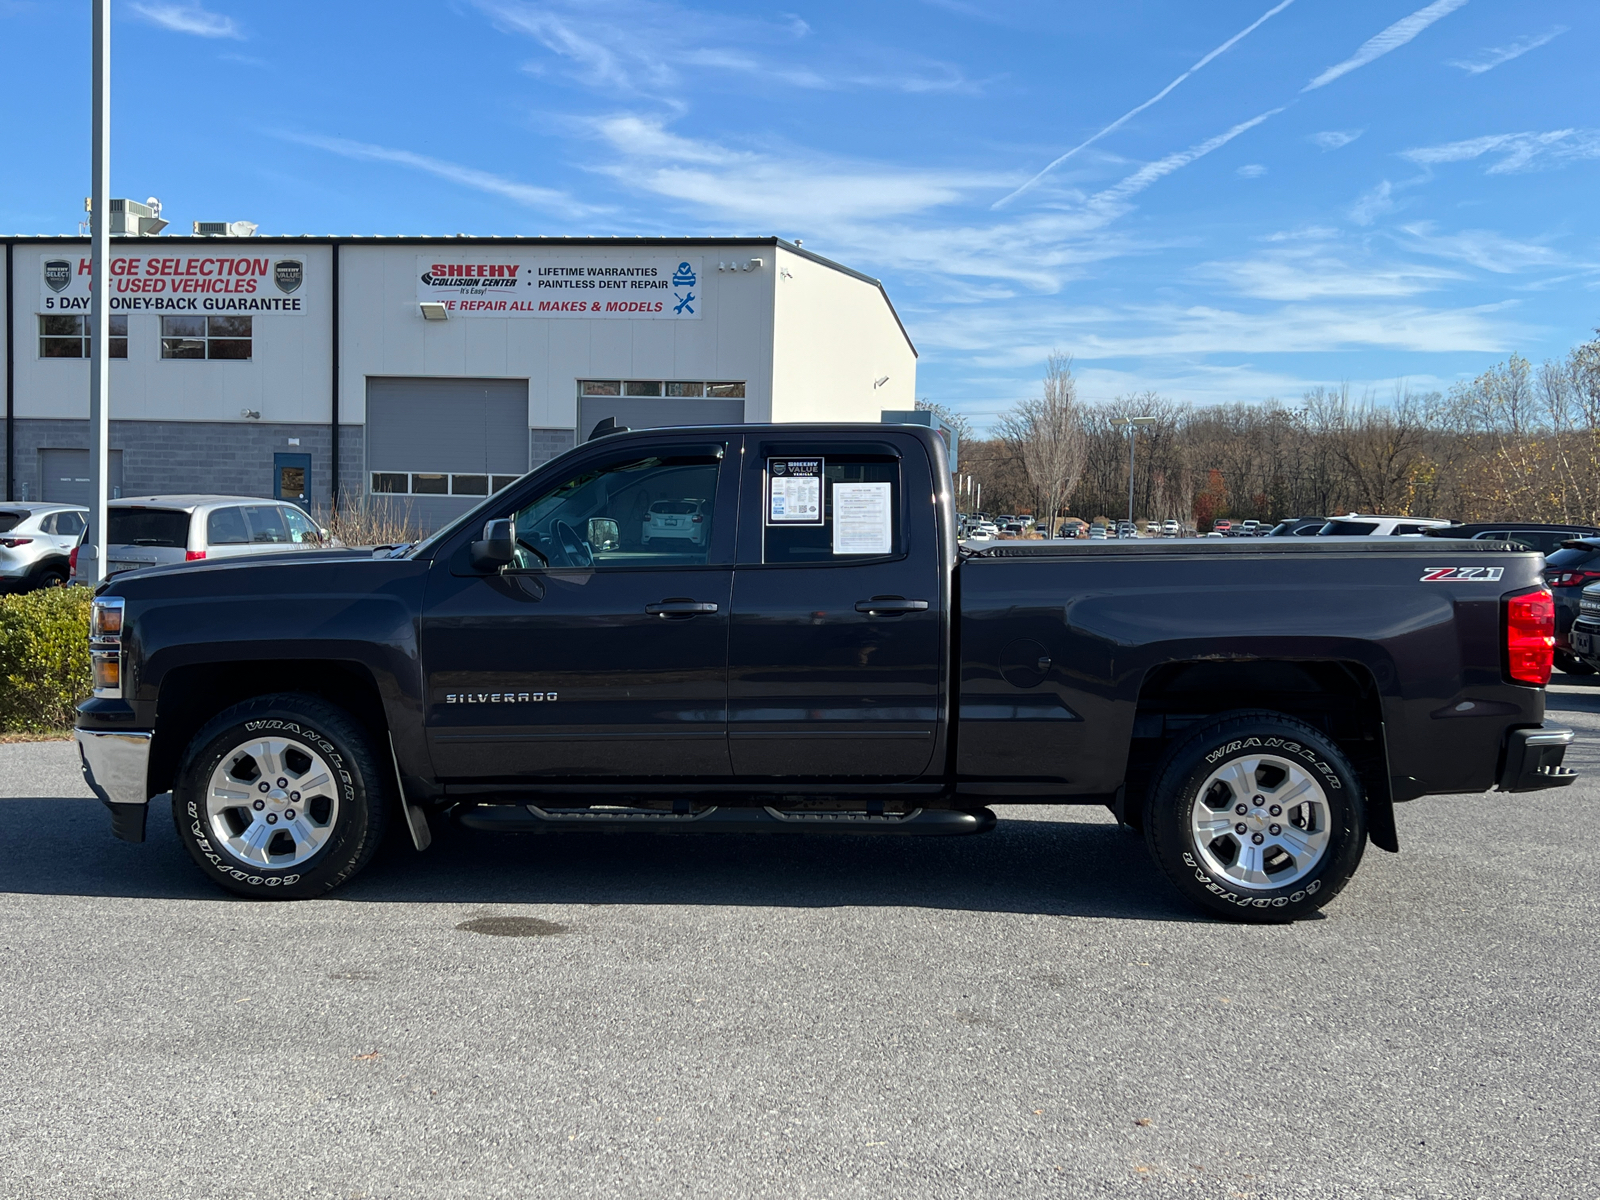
[530,427,576,470]
[6,418,363,510]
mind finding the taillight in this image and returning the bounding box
[69,546,79,573]
[1545,568,1600,588]
[692,514,703,523]
[0,537,32,548]
[185,550,207,561]
[1505,589,1555,686]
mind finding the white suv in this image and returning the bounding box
[0,503,89,592]
[641,499,708,546]
[72,495,329,582]
[1317,514,1456,537]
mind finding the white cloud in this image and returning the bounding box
[1311,130,1362,151]
[128,2,241,38]
[1349,180,1395,226]
[273,131,605,220]
[1401,129,1600,174]
[1303,0,1469,92]
[1089,109,1283,208]
[993,0,1297,208]
[1449,26,1567,75]
[478,0,971,99]
[1194,252,1463,300]
[1394,222,1567,274]
[1236,164,1268,179]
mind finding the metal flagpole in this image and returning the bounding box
[85,0,111,584]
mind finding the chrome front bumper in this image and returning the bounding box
[75,729,152,807]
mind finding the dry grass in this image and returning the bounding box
[312,491,425,550]
[0,730,72,743]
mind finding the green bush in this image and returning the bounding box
[0,585,92,732]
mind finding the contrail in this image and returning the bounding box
[992,0,1296,209]
[1304,0,1469,91]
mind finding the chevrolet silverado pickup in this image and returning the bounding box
[74,423,1576,921]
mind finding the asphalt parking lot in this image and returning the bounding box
[3,686,1598,1200]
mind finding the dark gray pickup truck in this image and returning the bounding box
[74,423,1574,921]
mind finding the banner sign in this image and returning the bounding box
[416,255,702,319]
[38,254,308,314]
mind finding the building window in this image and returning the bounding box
[577,379,745,399]
[371,472,520,496]
[38,314,127,358]
[161,314,252,360]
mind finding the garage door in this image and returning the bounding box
[366,378,529,531]
[577,396,745,442]
[40,449,125,506]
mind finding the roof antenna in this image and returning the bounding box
[588,417,629,440]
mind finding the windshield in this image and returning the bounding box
[1546,546,1600,568]
[0,511,24,533]
[107,508,191,548]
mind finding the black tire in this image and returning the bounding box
[171,693,390,899]
[1555,651,1597,676]
[30,564,68,590]
[1143,710,1367,923]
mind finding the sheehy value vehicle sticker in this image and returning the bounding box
[767,458,824,525]
[1420,566,1505,581]
[833,482,892,555]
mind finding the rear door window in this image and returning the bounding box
[53,511,85,538]
[1321,520,1377,536]
[242,505,290,544]
[760,453,902,564]
[206,507,250,545]
[107,508,191,548]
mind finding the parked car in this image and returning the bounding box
[1568,582,1600,672]
[76,421,1574,924]
[1088,522,1108,540]
[1213,520,1233,535]
[1161,520,1180,537]
[1266,517,1329,537]
[1423,522,1600,556]
[641,498,708,546]
[1317,515,1456,537]
[0,503,88,592]
[72,495,328,583]
[1240,520,1260,536]
[1542,538,1600,674]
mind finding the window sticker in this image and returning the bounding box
[832,482,892,554]
[766,458,824,525]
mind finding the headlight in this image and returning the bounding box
[90,596,125,699]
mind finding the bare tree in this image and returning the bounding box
[998,353,1089,535]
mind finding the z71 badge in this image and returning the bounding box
[1420,566,1505,582]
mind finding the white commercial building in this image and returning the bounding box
[1,235,917,527]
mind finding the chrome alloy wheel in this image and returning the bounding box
[1189,754,1331,891]
[205,736,341,869]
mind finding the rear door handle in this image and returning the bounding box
[854,597,930,615]
[645,600,720,617]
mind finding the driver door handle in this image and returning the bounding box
[854,598,929,615]
[645,600,720,617]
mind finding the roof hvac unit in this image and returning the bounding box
[105,197,168,236]
[193,220,259,237]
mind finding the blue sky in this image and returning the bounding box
[1,0,1595,430]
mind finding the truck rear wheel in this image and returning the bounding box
[1143,711,1366,923]
[171,693,390,899]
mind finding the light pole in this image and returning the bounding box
[1110,415,1156,527]
[84,0,111,584]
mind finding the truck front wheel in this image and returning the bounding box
[1143,711,1367,923]
[171,693,390,899]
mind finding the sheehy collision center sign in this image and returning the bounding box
[38,254,307,314]
[417,255,703,319]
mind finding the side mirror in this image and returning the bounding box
[470,518,515,570]
[587,517,620,552]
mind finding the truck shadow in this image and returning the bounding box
[0,798,1203,922]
